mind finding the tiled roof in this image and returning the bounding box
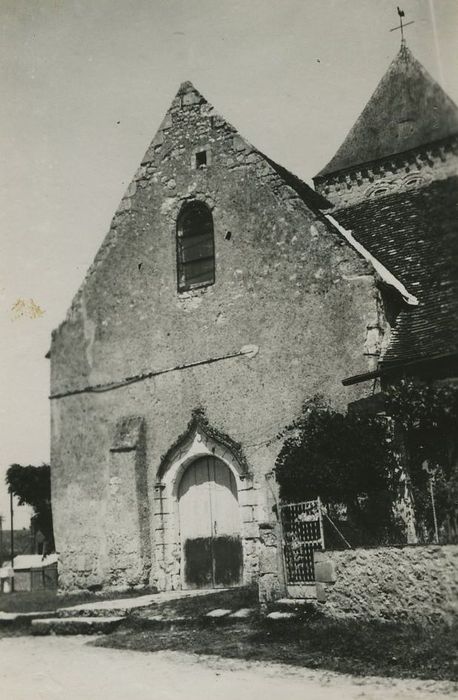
[333,177,458,365]
[317,46,458,177]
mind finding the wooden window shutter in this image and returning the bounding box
[176,202,215,292]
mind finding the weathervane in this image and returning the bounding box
[390,6,414,45]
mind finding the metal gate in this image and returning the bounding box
[280,498,324,584]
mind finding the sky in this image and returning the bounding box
[1,0,457,528]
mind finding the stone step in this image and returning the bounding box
[205,608,232,618]
[57,590,236,619]
[137,607,257,627]
[228,607,255,619]
[275,598,312,608]
[266,611,297,621]
[57,594,157,618]
[31,616,124,635]
[286,584,317,600]
[0,610,56,625]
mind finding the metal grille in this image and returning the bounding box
[280,498,324,584]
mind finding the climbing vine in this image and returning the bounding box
[275,396,402,547]
[275,382,458,546]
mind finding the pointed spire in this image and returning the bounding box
[316,46,458,178]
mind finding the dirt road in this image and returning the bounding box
[0,636,455,700]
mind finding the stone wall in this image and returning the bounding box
[106,417,151,589]
[316,545,458,623]
[314,136,458,209]
[50,81,379,591]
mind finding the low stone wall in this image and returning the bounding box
[316,545,458,623]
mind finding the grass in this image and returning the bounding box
[96,614,458,683]
[136,586,258,619]
[0,584,257,615]
[0,587,152,614]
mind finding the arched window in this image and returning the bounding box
[176,201,215,292]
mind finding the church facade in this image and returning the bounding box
[49,45,458,592]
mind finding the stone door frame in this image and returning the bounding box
[153,421,259,591]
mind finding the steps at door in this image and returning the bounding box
[31,616,124,635]
[286,584,317,599]
[57,593,157,618]
[266,597,320,622]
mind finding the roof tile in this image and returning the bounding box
[333,177,458,365]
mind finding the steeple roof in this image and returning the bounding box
[316,44,458,178]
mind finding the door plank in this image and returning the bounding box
[178,456,243,589]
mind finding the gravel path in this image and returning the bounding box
[0,636,455,700]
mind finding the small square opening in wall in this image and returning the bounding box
[195,150,207,168]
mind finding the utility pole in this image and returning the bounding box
[422,460,439,544]
[0,515,3,568]
[430,477,439,544]
[10,492,14,591]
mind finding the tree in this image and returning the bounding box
[275,396,402,547]
[6,464,55,552]
[275,383,458,547]
[386,380,458,542]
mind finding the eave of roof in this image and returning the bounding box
[342,351,458,386]
[324,213,418,305]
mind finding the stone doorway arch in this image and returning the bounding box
[153,411,258,591]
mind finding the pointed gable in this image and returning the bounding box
[317,45,458,177]
[51,75,378,414]
[59,79,332,325]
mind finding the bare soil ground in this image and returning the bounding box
[97,614,458,683]
[2,586,456,683]
[1,636,456,700]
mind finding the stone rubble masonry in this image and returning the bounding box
[314,136,458,209]
[315,545,458,623]
[50,81,380,591]
[106,417,151,588]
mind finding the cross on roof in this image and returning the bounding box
[390,6,415,44]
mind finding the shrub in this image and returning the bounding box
[275,396,401,547]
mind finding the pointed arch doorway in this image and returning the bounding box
[178,456,243,589]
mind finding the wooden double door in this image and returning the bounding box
[178,456,243,589]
